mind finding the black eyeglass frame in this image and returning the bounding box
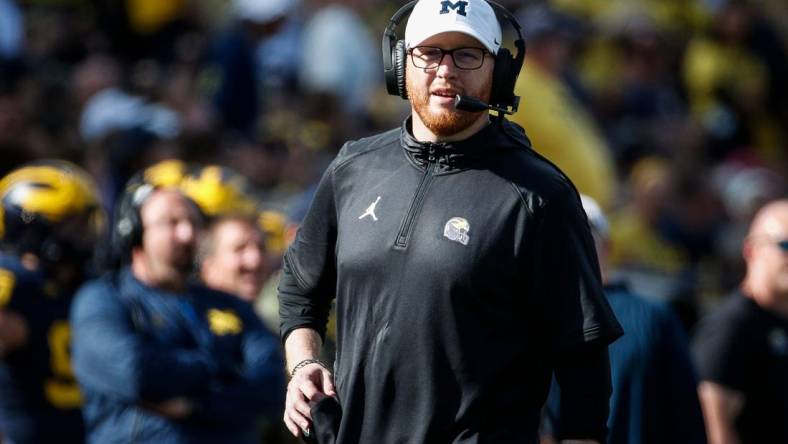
[407,46,492,70]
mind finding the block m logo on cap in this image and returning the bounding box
[440,0,468,16]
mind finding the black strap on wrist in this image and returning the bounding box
[290,358,331,378]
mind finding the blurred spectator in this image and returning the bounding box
[0,0,24,60]
[608,157,724,330]
[0,60,36,176]
[607,157,682,285]
[179,162,273,304]
[683,0,787,165]
[198,213,293,444]
[257,9,302,94]
[298,0,378,117]
[79,86,181,144]
[713,163,785,292]
[200,215,269,303]
[73,53,186,210]
[208,0,297,135]
[692,199,788,443]
[71,183,285,443]
[580,11,687,171]
[71,54,122,109]
[542,195,706,444]
[510,5,617,209]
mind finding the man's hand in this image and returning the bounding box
[284,362,336,438]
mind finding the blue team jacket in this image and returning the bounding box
[70,268,285,444]
[0,253,84,443]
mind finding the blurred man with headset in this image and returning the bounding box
[278,0,622,443]
[70,169,285,443]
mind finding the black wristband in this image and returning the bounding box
[290,358,331,378]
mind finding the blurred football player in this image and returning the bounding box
[0,160,105,443]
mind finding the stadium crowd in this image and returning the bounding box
[0,0,786,442]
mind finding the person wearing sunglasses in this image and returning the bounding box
[692,198,788,444]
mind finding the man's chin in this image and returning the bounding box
[420,108,480,137]
[236,285,261,302]
[172,256,195,274]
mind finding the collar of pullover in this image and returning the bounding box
[400,117,501,171]
[400,117,530,171]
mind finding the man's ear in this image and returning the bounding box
[742,237,754,262]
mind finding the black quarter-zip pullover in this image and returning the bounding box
[279,118,622,444]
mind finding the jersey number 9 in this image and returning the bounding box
[45,321,82,409]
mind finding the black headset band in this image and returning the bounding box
[382,1,417,73]
[487,0,526,68]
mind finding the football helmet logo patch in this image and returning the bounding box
[443,217,470,245]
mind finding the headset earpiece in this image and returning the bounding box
[393,40,408,99]
[490,47,515,108]
[111,194,141,263]
[383,1,417,97]
[111,182,153,263]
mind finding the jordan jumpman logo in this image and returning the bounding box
[359,196,381,221]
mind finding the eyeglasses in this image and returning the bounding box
[408,46,490,70]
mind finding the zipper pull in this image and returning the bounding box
[428,145,436,162]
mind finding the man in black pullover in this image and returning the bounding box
[278,1,622,443]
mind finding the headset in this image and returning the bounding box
[382,0,526,115]
[111,181,155,263]
[111,160,189,263]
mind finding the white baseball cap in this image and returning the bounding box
[232,0,296,24]
[405,0,502,54]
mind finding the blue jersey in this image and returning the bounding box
[0,253,85,443]
[70,268,285,444]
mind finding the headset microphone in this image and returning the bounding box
[454,94,519,115]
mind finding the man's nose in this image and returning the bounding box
[435,55,457,78]
[175,220,196,242]
[243,246,264,269]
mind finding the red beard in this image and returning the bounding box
[406,73,492,137]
